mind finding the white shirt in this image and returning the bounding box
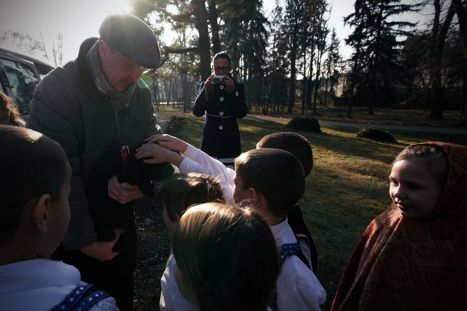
[272,219,327,311]
[0,259,118,311]
[160,254,196,311]
[179,143,236,204]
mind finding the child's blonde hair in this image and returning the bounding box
[173,202,280,311]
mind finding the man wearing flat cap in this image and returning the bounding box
[28,14,162,310]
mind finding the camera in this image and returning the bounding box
[213,75,224,83]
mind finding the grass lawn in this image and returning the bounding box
[163,112,467,310]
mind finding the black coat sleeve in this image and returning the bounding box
[193,82,207,117]
[233,81,247,118]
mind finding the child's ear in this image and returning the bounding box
[250,189,268,211]
[248,188,261,206]
[31,194,52,234]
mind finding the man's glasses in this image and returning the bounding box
[214,66,230,71]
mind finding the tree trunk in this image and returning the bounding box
[208,0,221,52]
[324,68,329,106]
[302,49,307,115]
[289,47,297,114]
[192,0,211,80]
[306,48,314,110]
[151,77,159,111]
[312,49,323,115]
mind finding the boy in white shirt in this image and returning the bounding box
[0,126,118,311]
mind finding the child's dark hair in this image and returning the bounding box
[212,51,231,66]
[394,143,449,185]
[256,131,313,176]
[161,172,224,221]
[0,126,68,243]
[235,148,305,218]
[173,203,280,311]
[0,92,25,126]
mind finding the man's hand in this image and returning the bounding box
[108,175,143,204]
[135,141,183,166]
[146,134,188,153]
[80,230,122,261]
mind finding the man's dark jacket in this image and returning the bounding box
[28,38,159,250]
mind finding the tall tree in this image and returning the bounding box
[221,0,268,107]
[345,0,419,114]
[192,0,211,79]
[300,0,329,114]
[428,0,456,120]
[132,0,211,79]
[323,29,342,105]
[283,0,306,113]
[265,2,290,113]
[208,0,221,52]
[311,1,329,114]
[453,0,467,125]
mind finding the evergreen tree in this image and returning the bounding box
[311,0,329,114]
[221,0,268,107]
[428,0,456,120]
[323,29,342,105]
[265,1,290,113]
[345,0,419,114]
[283,0,308,113]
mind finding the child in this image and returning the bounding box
[331,142,467,310]
[159,173,225,310]
[257,132,318,272]
[234,148,326,310]
[0,92,25,126]
[172,202,280,311]
[160,172,224,234]
[0,126,118,310]
[137,143,327,310]
[137,131,318,271]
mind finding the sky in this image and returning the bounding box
[0,0,431,66]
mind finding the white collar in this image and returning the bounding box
[0,259,80,293]
[270,217,298,247]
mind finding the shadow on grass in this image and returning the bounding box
[245,116,403,164]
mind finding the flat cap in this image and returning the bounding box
[99,14,161,69]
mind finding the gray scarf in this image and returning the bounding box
[87,41,136,111]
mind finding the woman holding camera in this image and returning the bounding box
[192,51,247,166]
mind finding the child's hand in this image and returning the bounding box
[80,231,121,261]
[135,142,183,166]
[108,175,143,204]
[146,134,188,153]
